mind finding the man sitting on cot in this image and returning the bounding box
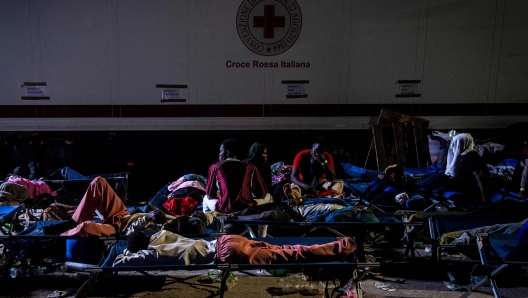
[417,133,491,204]
[202,138,273,214]
[43,176,166,236]
[115,227,357,266]
[290,136,344,198]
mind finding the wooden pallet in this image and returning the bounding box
[366,109,431,172]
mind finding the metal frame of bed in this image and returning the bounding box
[472,233,528,298]
[1,216,380,298]
[1,172,130,203]
[420,210,528,288]
[83,235,380,298]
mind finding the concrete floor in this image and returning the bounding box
[0,268,527,298]
[1,251,528,298]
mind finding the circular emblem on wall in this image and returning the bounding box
[236,0,302,56]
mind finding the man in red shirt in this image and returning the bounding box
[291,136,343,197]
[203,138,272,214]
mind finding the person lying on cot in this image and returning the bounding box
[115,227,357,266]
[203,138,273,214]
[416,133,491,204]
[43,176,166,236]
[363,164,426,209]
[291,136,344,198]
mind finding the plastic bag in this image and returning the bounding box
[341,278,359,298]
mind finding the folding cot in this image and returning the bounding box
[410,158,522,212]
[0,205,25,260]
[217,216,424,262]
[78,235,380,298]
[403,164,444,180]
[470,233,527,298]
[421,204,528,285]
[340,163,379,185]
[38,171,130,203]
[1,215,381,297]
[0,219,115,272]
[425,185,521,214]
[1,170,130,203]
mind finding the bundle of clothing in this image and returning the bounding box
[0,176,56,205]
[160,174,207,217]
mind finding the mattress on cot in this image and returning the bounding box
[340,163,380,180]
[222,218,414,260]
[1,220,117,268]
[431,188,466,201]
[40,171,129,202]
[430,188,520,210]
[488,233,519,260]
[432,214,528,240]
[343,181,370,196]
[404,164,444,179]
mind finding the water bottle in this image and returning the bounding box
[10,268,24,279]
[267,268,294,277]
[207,270,237,283]
[279,273,324,295]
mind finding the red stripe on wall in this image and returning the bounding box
[0,104,526,118]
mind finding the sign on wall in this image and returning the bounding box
[156,84,187,102]
[21,82,50,100]
[282,80,308,98]
[395,80,421,98]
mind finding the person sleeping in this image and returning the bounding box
[115,228,357,266]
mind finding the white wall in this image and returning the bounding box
[0,0,527,130]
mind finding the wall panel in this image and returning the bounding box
[39,1,113,104]
[0,0,35,104]
[421,0,496,104]
[494,0,528,104]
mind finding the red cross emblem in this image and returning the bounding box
[237,0,302,56]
